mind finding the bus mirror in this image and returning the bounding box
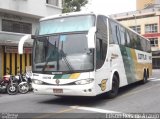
[18,34,31,54]
[87,27,96,49]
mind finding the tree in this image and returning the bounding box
[63,0,88,13]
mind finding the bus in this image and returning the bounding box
[18,12,152,98]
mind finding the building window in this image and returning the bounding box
[46,0,59,7]
[145,24,158,33]
[153,58,160,69]
[149,38,158,47]
[129,25,141,34]
[2,19,32,34]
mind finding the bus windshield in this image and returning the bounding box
[33,33,94,74]
[38,15,95,35]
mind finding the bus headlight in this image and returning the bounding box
[32,79,43,85]
[75,78,94,85]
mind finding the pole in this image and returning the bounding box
[133,15,137,33]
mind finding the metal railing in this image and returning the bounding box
[110,7,160,19]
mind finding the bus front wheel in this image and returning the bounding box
[107,75,119,99]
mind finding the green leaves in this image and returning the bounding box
[63,0,88,13]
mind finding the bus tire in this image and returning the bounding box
[107,75,119,99]
[147,69,149,78]
[141,70,148,84]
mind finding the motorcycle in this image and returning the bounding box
[16,73,32,94]
[0,76,9,93]
[0,75,19,95]
[25,72,32,91]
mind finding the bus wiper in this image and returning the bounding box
[42,40,57,72]
[42,52,52,72]
[60,41,73,72]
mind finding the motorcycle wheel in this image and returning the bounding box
[7,83,18,95]
[18,82,29,94]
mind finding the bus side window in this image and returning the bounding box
[96,15,107,42]
[109,21,114,44]
[119,26,126,45]
[115,26,121,44]
[136,35,142,50]
[96,15,107,69]
[125,30,131,47]
[141,37,151,52]
[128,31,137,49]
[96,38,107,69]
[146,40,151,52]
[109,20,119,44]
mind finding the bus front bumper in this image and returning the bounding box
[32,83,97,96]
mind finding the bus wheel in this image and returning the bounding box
[147,69,149,78]
[141,71,148,84]
[107,75,119,99]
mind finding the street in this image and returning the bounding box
[0,70,160,118]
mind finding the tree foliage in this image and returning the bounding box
[63,0,88,13]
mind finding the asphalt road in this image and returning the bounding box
[0,70,160,118]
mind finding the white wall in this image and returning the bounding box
[0,0,62,17]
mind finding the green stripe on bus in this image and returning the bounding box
[120,46,136,84]
[53,73,81,79]
[126,47,136,83]
[53,74,63,79]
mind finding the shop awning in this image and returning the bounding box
[0,31,33,46]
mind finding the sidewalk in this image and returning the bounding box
[151,69,160,79]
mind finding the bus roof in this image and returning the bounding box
[40,11,97,21]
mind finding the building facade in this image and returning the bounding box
[110,7,160,69]
[136,0,160,10]
[0,0,62,77]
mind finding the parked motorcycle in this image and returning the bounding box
[0,75,19,95]
[0,76,9,93]
[16,73,32,94]
[25,72,32,91]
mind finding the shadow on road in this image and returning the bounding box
[38,81,147,107]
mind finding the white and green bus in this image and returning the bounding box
[19,12,152,98]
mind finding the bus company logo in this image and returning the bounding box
[43,76,51,79]
[55,79,60,85]
[99,79,107,91]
